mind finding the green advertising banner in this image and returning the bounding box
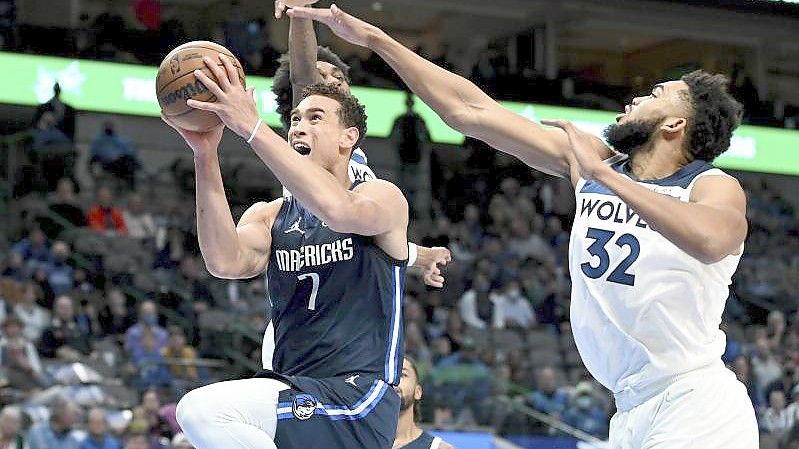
[2,51,798,176]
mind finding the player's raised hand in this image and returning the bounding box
[275,0,319,19]
[541,119,609,181]
[287,4,375,48]
[187,53,260,140]
[161,114,224,156]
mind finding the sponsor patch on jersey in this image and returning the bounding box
[292,393,318,420]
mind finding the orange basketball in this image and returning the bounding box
[156,41,246,132]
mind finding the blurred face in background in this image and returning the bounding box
[0,407,22,437]
[87,408,107,438]
[54,296,75,321]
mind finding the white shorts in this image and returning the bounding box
[609,364,758,449]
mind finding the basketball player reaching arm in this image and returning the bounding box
[290,5,758,448]
[165,54,409,449]
[275,0,451,287]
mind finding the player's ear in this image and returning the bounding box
[414,384,423,401]
[661,117,687,141]
[339,126,360,151]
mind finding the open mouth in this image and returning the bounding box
[292,141,311,156]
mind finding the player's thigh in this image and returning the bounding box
[642,370,758,449]
[176,378,290,437]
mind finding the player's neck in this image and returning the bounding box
[328,157,352,189]
[627,141,690,181]
[393,409,423,448]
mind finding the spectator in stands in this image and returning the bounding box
[562,381,609,438]
[0,405,26,449]
[767,310,787,351]
[507,217,547,261]
[453,204,485,251]
[392,92,430,215]
[87,187,127,235]
[26,397,81,449]
[81,408,121,449]
[39,295,92,360]
[140,389,171,442]
[31,110,71,151]
[12,227,50,273]
[125,301,167,361]
[161,326,198,384]
[123,194,156,240]
[174,256,215,316]
[98,288,135,339]
[133,327,171,390]
[46,241,74,297]
[14,281,49,342]
[90,122,139,188]
[2,252,25,282]
[761,390,795,436]
[752,334,784,401]
[459,273,493,330]
[529,366,569,419]
[0,0,15,49]
[404,322,432,368]
[0,314,46,392]
[121,433,150,449]
[32,83,76,141]
[42,178,86,237]
[492,279,536,330]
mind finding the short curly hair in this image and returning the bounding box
[679,70,743,162]
[272,46,351,129]
[299,83,367,150]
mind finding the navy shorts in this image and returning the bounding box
[254,370,400,449]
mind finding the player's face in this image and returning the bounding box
[317,62,349,93]
[289,95,356,168]
[395,358,422,411]
[615,80,690,124]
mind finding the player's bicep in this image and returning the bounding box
[690,175,748,254]
[328,180,408,236]
[234,199,284,277]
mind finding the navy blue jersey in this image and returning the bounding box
[399,431,441,449]
[267,194,406,384]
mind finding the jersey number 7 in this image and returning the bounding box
[581,227,640,286]
[297,273,320,310]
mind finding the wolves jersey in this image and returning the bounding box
[569,156,742,404]
[283,148,375,197]
[267,192,406,385]
[399,431,443,449]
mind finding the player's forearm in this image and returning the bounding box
[248,127,355,226]
[595,169,745,263]
[289,17,321,106]
[366,27,487,131]
[193,153,246,276]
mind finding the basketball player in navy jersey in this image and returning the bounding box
[273,0,450,288]
[163,52,407,448]
[394,357,454,449]
[290,5,758,448]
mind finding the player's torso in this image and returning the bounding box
[567,158,741,393]
[399,431,440,449]
[267,195,405,383]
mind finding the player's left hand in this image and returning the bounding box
[275,0,319,19]
[186,54,259,140]
[417,246,452,288]
[541,119,610,181]
[287,4,375,48]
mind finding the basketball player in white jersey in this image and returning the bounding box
[394,357,454,449]
[288,5,758,448]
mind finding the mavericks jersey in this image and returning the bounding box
[266,192,406,384]
[568,156,742,401]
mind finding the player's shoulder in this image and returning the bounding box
[689,168,745,203]
[238,198,285,226]
[352,178,404,196]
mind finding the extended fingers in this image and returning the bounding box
[286,6,329,21]
[186,98,219,112]
[275,1,286,18]
[197,58,228,93]
[218,53,242,88]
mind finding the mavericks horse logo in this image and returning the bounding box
[292,394,317,420]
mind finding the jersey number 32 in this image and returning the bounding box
[581,227,640,286]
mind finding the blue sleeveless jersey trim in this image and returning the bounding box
[276,379,388,421]
[580,159,716,195]
[385,265,404,385]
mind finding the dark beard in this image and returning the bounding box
[603,119,661,156]
[400,392,415,411]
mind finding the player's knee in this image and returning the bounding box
[176,387,216,431]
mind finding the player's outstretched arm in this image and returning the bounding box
[287,5,612,179]
[546,119,747,263]
[275,0,322,107]
[162,116,282,279]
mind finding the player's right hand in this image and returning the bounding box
[421,246,452,288]
[287,4,375,48]
[275,0,319,19]
[161,114,224,156]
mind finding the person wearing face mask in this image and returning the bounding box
[46,241,74,298]
[125,301,168,363]
[491,279,536,331]
[562,382,609,439]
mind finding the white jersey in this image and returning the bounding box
[568,155,742,407]
[282,147,376,197]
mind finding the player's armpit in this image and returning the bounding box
[212,198,283,279]
[689,175,748,258]
[326,179,408,236]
